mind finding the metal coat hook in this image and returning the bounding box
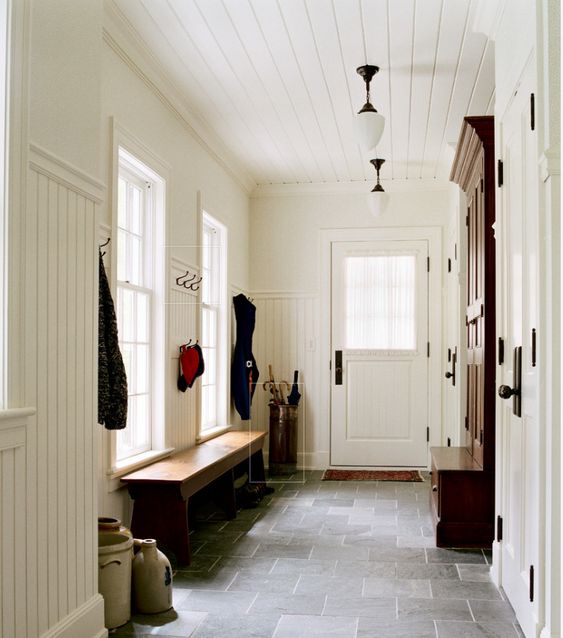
[188,276,203,291]
[181,274,198,288]
[99,237,110,257]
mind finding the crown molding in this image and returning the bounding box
[102,0,256,195]
[251,178,450,199]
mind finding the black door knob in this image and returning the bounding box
[498,384,519,399]
[445,371,453,379]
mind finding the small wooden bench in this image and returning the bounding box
[121,430,267,565]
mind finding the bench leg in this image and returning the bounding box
[216,469,237,519]
[249,448,266,484]
[128,485,192,566]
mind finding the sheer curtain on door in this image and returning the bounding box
[344,254,416,350]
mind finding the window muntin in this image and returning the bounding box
[344,254,416,350]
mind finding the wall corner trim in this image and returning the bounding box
[28,143,106,204]
[39,594,107,638]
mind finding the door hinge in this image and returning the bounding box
[465,415,469,431]
[530,93,535,131]
[498,159,504,187]
[454,243,457,260]
[427,342,430,358]
[480,429,484,445]
[480,178,484,193]
[447,258,451,273]
[497,515,503,541]
[530,565,535,602]
[426,427,430,442]
[465,214,469,227]
[447,437,451,447]
[532,328,537,367]
[498,337,505,366]
[329,360,332,371]
[427,256,430,272]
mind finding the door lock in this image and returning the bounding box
[335,350,343,385]
[498,346,522,417]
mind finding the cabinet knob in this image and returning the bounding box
[432,485,438,492]
[445,371,453,379]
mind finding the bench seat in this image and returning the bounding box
[121,430,267,565]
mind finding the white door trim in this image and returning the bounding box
[320,226,443,468]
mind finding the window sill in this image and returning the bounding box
[196,424,232,444]
[107,447,175,481]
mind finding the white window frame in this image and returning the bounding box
[197,210,228,443]
[107,124,172,479]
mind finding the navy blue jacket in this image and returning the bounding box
[231,294,259,420]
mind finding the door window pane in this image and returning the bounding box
[345,255,416,350]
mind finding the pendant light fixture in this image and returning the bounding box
[368,158,390,217]
[356,65,385,152]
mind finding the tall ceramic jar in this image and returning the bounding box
[132,539,173,613]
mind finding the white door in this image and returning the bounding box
[496,58,540,637]
[330,240,429,467]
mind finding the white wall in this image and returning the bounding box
[5,0,107,636]
[97,36,251,524]
[249,185,451,468]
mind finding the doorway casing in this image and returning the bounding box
[320,226,443,468]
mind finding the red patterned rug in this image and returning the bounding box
[322,469,424,482]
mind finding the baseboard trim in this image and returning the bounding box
[40,594,107,638]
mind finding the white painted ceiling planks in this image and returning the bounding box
[109,0,495,188]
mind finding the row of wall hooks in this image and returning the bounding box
[176,270,202,291]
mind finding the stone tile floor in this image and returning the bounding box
[111,471,523,638]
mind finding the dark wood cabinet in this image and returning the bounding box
[430,116,495,548]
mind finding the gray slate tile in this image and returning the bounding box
[396,563,460,580]
[295,574,364,596]
[249,592,326,615]
[431,580,502,600]
[397,598,473,621]
[323,596,397,619]
[114,610,208,636]
[426,549,486,564]
[369,547,426,563]
[468,600,517,623]
[273,614,358,638]
[227,571,299,594]
[357,618,437,637]
[191,613,280,638]
[174,590,257,614]
[363,577,432,599]
[436,620,519,637]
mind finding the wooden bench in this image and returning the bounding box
[121,430,267,565]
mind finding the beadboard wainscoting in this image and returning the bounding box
[168,258,200,450]
[250,293,327,469]
[23,147,106,638]
[0,409,33,638]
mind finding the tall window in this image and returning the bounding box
[200,212,227,436]
[115,147,165,463]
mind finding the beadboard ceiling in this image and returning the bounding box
[108,0,494,189]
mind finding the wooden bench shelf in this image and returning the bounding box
[430,446,494,548]
[121,430,267,565]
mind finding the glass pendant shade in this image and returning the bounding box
[367,190,390,217]
[357,110,386,153]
